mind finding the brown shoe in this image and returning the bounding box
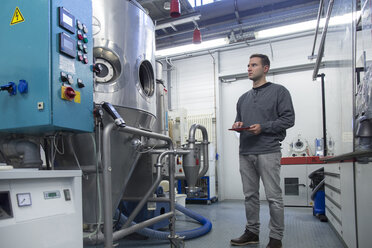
[230,229,259,246]
[266,237,282,248]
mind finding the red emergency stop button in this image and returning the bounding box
[64,86,76,101]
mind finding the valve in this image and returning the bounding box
[0,82,17,96]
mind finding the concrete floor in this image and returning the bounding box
[85,200,345,248]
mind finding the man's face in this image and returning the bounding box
[247,57,269,82]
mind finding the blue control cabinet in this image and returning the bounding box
[0,0,93,133]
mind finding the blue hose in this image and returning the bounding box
[114,203,212,240]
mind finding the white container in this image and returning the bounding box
[176,194,187,207]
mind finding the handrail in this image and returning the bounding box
[312,0,335,80]
[101,123,175,248]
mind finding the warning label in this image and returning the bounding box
[10,7,25,25]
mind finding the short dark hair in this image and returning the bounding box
[250,54,270,67]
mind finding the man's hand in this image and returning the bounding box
[232,122,243,129]
[249,124,261,135]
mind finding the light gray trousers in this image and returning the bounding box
[239,152,284,240]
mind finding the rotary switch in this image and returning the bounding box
[63,86,76,101]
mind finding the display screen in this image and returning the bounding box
[59,7,75,34]
[48,192,57,197]
[60,32,76,58]
[63,13,73,28]
[63,38,74,51]
[44,190,60,199]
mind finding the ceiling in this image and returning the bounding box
[136,0,321,50]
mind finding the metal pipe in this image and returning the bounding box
[168,148,176,244]
[188,124,209,178]
[86,212,174,243]
[101,122,175,248]
[351,3,359,247]
[188,124,209,149]
[121,166,161,228]
[149,149,190,156]
[102,123,115,248]
[310,0,324,58]
[122,150,175,229]
[0,139,43,168]
[117,125,174,147]
[312,0,334,80]
[147,149,177,241]
[144,139,170,149]
[318,73,328,157]
[122,197,171,202]
[156,150,176,166]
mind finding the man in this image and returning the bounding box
[230,54,295,248]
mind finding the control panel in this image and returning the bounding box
[0,0,93,133]
[0,169,82,248]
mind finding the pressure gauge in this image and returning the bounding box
[16,193,32,207]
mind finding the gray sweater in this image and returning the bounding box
[235,82,295,154]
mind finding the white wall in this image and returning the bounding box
[219,35,318,76]
[219,70,323,200]
[164,33,352,200]
[169,55,215,115]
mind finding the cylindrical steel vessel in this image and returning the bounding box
[56,0,158,225]
[93,0,156,128]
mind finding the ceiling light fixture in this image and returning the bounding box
[170,0,181,18]
[155,14,201,30]
[255,12,359,39]
[155,38,227,57]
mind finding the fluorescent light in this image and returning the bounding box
[255,20,318,39]
[255,12,360,39]
[155,38,228,57]
[155,14,201,30]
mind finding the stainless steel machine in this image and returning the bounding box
[0,1,210,248]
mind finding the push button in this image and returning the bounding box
[83,44,88,54]
[83,34,88,43]
[60,71,68,82]
[76,20,83,30]
[77,31,83,40]
[78,52,83,62]
[82,24,88,34]
[77,41,83,51]
[77,79,85,88]
[83,55,88,64]
[67,74,73,85]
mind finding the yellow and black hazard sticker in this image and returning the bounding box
[10,7,25,25]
